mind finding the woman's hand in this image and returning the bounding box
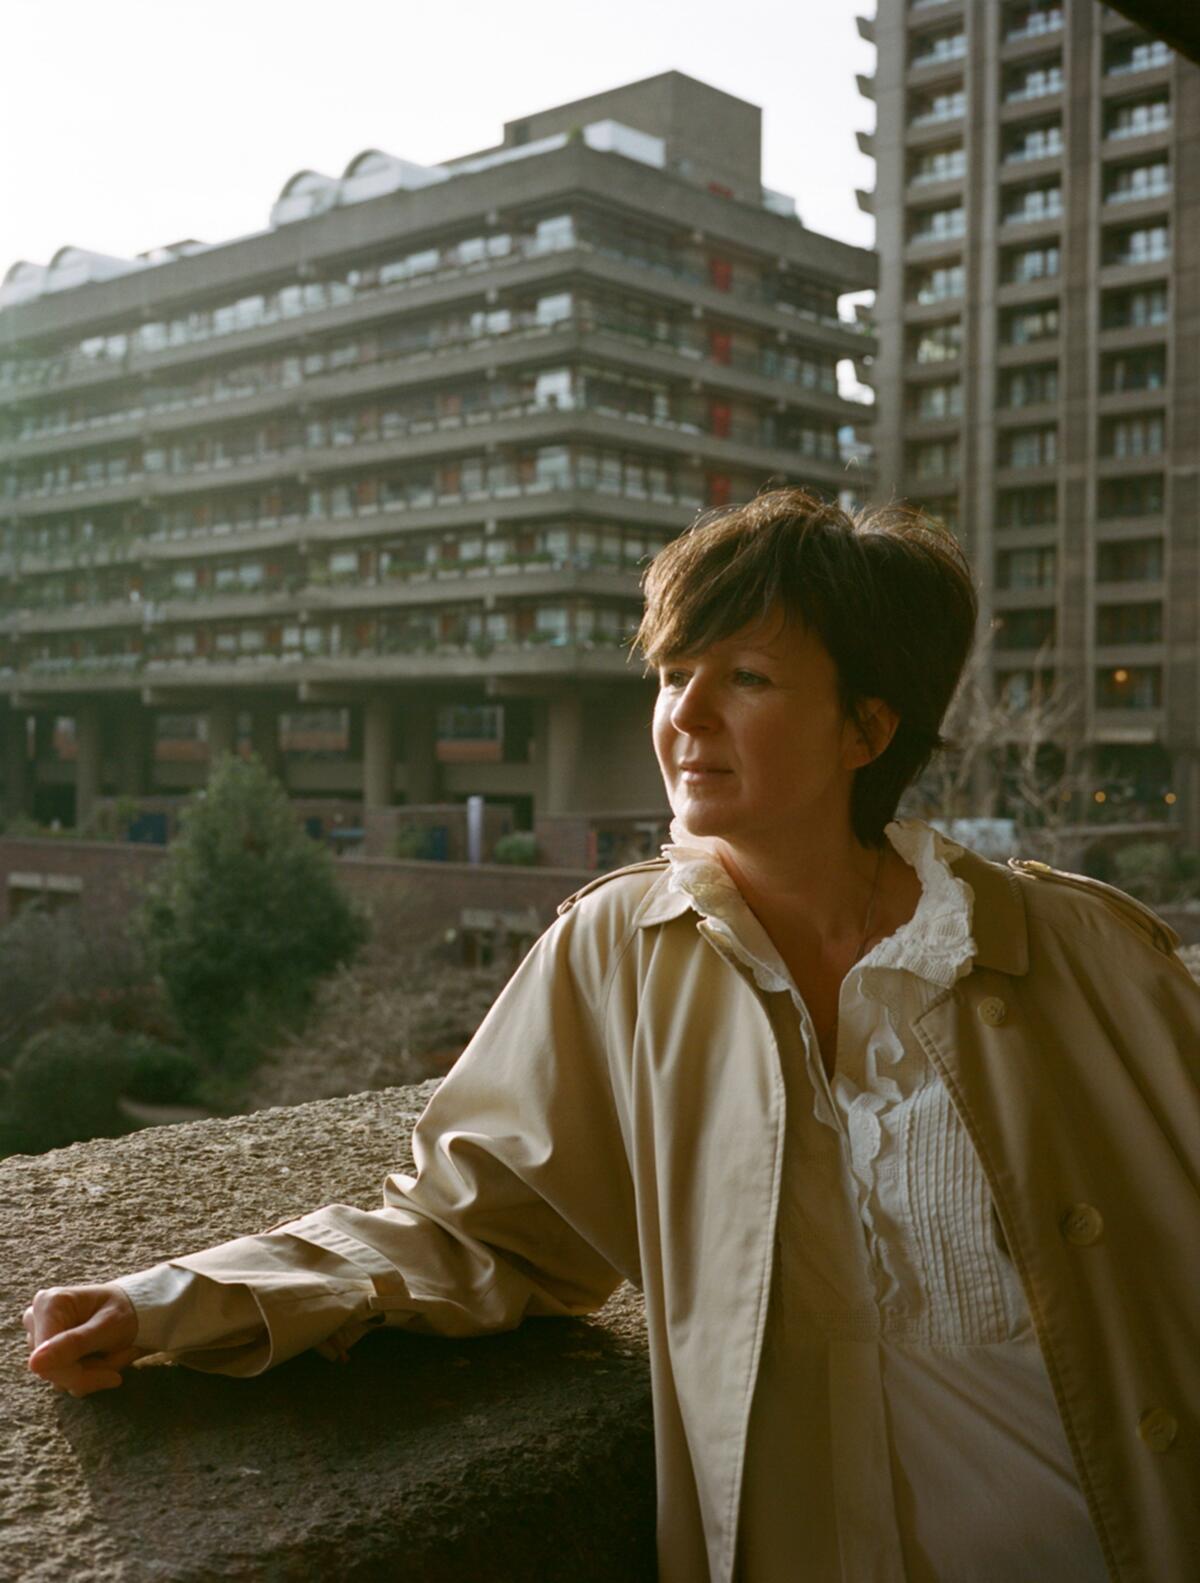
[24,1284,143,1397]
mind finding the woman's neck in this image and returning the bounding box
[711,826,915,960]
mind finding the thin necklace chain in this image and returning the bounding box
[853,847,885,964]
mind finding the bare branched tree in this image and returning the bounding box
[906,634,1084,865]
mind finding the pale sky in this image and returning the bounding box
[0,0,876,278]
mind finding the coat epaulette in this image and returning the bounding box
[1007,857,1181,953]
[557,857,670,915]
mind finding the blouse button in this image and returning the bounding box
[1060,1203,1104,1247]
[977,996,1007,1026]
[1137,1407,1178,1453]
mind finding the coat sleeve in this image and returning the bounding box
[120,898,643,1376]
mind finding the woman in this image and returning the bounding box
[25,491,1200,1582]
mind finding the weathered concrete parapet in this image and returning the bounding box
[1,1085,655,1581]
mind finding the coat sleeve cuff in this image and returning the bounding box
[116,1235,380,1377]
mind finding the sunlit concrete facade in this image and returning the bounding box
[0,73,874,838]
[863,0,1200,842]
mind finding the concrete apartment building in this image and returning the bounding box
[0,73,874,859]
[863,0,1200,843]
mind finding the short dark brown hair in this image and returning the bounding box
[636,488,978,845]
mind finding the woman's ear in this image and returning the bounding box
[846,699,900,769]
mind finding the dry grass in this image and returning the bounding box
[238,945,512,1112]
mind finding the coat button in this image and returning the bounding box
[1060,1203,1104,1246]
[977,996,1007,1026]
[1137,1407,1178,1453]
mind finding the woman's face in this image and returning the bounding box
[652,612,887,850]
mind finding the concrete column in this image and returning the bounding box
[1175,749,1200,851]
[251,707,282,778]
[362,695,396,811]
[401,698,438,804]
[114,706,152,797]
[2,709,30,820]
[74,703,102,831]
[207,701,237,766]
[540,694,583,815]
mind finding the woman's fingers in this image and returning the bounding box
[24,1285,138,1392]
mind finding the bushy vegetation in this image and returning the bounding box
[493,831,538,865]
[137,754,368,1066]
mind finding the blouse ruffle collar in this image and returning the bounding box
[662,817,977,991]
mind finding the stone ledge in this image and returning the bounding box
[1,1084,655,1582]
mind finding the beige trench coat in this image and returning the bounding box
[165,848,1200,1583]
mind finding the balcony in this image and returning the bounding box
[1004,9,1063,46]
[0,231,868,408]
[910,34,967,72]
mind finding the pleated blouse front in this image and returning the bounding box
[664,818,1108,1583]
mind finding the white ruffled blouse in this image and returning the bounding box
[666,817,1107,1582]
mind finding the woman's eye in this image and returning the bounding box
[660,669,689,688]
[733,670,768,686]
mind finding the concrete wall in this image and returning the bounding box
[0,835,597,938]
[1,1087,655,1580]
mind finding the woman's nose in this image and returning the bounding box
[670,679,716,733]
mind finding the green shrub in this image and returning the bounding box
[493,831,538,866]
[5,1025,132,1152]
[137,754,368,1065]
[393,825,435,860]
[0,902,151,1070]
[120,1035,199,1104]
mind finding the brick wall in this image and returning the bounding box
[0,837,594,941]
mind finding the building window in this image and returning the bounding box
[909,439,958,479]
[1100,345,1166,393]
[994,608,1056,650]
[1101,412,1165,458]
[1004,2,1063,42]
[1001,179,1062,224]
[910,319,963,364]
[996,545,1057,590]
[909,86,967,128]
[1001,242,1060,283]
[1104,158,1170,204]
[1000,300,1059,345]
[997,484,1056,527]
[1003,58,1063,104]
[1104,35,1172,77]
[910,26,967,68]
[1097,538,1163,582]
[1001,425,1057,469]
[908,144,966,185]
[998,363,1058,408]
[1104,93,1170,140]
[1103,222,1169,266]
[911,262,965,305]
[1002,119,1063,164]
[1101,282,1168,328]
[1095,665,1161,709]
[908,204,966,244]
[995,668,1055,710]
[912,380,963,419]
[1098,474,1164,519]
[1096,601,1162,645]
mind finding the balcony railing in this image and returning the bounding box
[1,315,845,454]
[1005,11,1063,44]
[0,233,866,398]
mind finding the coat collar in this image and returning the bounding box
[636,844,1030,978]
